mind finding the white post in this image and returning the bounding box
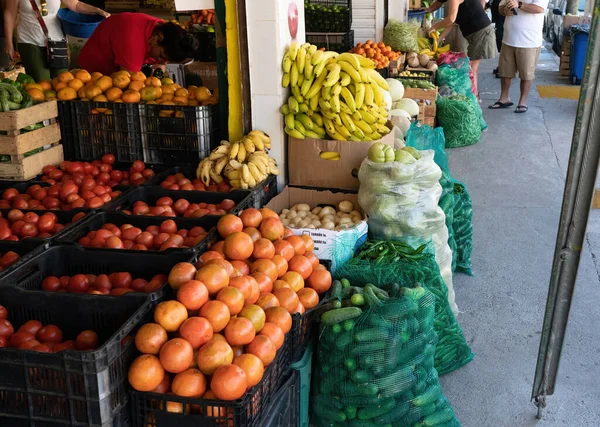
[245,0,305,189]
[387,0,409,23]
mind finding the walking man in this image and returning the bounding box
[489,0,549,113]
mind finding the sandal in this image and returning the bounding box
[488,101,514,109]
[515,105,528,113]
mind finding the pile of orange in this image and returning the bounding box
[128,207,332,406]
[24,69,218,114]
[350,40,402,70]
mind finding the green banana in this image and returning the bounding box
[296,113,314,130]
[285,113,295,130]
[285,127,304,139]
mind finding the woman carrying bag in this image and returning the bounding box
[3,0,109,82]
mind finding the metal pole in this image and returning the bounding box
[532,3,600,414]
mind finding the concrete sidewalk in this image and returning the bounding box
[439,48,600,426]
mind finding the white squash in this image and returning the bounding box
[393,98,419,117]
[385,78,405,101]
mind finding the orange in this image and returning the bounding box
[112,74,131,89]
[140,86,159,102]
[188,100,200,106]
[27,88,45,102]
[122,89,141,103]
[74,70,91,83]
[57,87,77,101]
[67,78,84,91]
[162,84,177,95]
[255,293,280,311]
[273,280,291,291]
[238,304,266,333]
[57,71,74,82]
[272,255,288,278]
[105,87,123,101]
[39,80,52,91]
[128,354,165,392]
[154,300,188,332]
[85,85,103,100]
[251,259,278,283]
[210,364,248,401]
[216,286,245,316]
[173,96,189,105]
[111,70,131,79]
[144,76,162,87]
[202,96,218,106]
[78,86,86,98]
[259,322,284,350]
[90,72,103,81]
[195,264,229,295]
[224,317,256,346]
[223,232,254,261]
[25,83,44,92]
[175,88,189,98]
[199,300,230,333]
[171,368,206,398]
[195,87,212,102]
[159,93,174,102]
[281,271,304,292]
[297,287,319,309]
[135,323,168,355]
[92,94,108,103]
[161,77,174,85]
[273,287,299,313]
[306,269,332,294]
[44,90,57,100]
[96,75,113,92]
[131,71,146,81]
[128,80,145,91]
[246,335,276,366]
[264,306,292,333]
[233,354,264,387]
[195,338,233,375]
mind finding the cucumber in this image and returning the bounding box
[353,327,388,343]
[412,385,442,407]
[340,278,350,288]
[331,324,342,334]
[377,299,418,318]
[363,285,383,306]
[420,407,454,426]
[343,319,355,331]
[368,314,391,328]
[373,401,409,423]
[349,340,386,356]
[340,394,382,406]
[344,357,357,371]
[348,420,389,427]
[314,395,344,409]
[0,83,22,103]
[19,89,32,108]
[334,331,353,350]
[345,406,357,420]
[0,89,9,112]
[350,370,370,383]
[313,401,347,422]
[341,381,379,396]
[331,280,343,300]
[343,286,364,298]
[351,293,366,306]
[357,398,395,420]
[321,307,362,326]
[377,367,417,399]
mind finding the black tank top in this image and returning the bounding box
[442,0,492,37]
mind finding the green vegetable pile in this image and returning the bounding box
[336,240,473,375]
[383,19,420,53]
[439,169,457,271]
[452,180,473,275]
[312,280,461,426]
[397,79,437,90]
[436,93,483,148]
[0,74,34,112]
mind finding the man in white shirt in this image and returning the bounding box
[488,0,549,113]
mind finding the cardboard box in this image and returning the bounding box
[288,130,394,191]
[266,186,368,272]
[184,61,218,90]
[563,15,581,30]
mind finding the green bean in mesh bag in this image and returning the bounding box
[383,19,420,53]
[439,169,457,272]
[436,93,483,148]
[312,282,461,427]
[452,179,474,275]
[335,240,474,375]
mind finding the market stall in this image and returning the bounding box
[0,1,486,425]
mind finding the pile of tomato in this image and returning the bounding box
[128,207,332,403]
[0,210,85,241]
[0,305,99,352]
[159,172,231,193]
[41,272,167,295]
[121,197,237,218]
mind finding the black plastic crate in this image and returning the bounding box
[131,336,291,427]
[103,186,253,217]
[0,179,37,192]
[259,371,298,427]
[0,239,46,280]
[0,287,152,426]
[305,0,352,33]
[57,100,76,161]
[1,244,195,302]
[252,174,278,209]
[139,104,219,166]
[305,30,354,53]
[0,208,90,244]
[72,101,143,163]
[55,211,218,253]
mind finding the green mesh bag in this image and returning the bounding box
[439,169,457,272]
[312,283,461,427]
[452,179,474,275]
[436,94,482,148]
[436,60,472,95]
[335,241,473,375]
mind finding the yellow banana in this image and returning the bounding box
[305,130,321,138]
[285,113,295,130]
[352,126,366,139]
[321,109,337,120]
[226,170,240,180]
[359,109,376,124]
[356,55,376,69]
[357,67,369,83]
[237,143,247,163]
[229,159,243,170]
[331,132,346,140]
[372,83,384,107]
[333,114,342,126]
[307,44,317,55]
[369,131,382,140]
[296,46,306,74]
[229,142,240,160]
[354,83,365,110]
[339,102,352,115]
[336,53,361,69]
[294,120,306,135]
[365,68,389,90]
[248,163,263,182]
[339,72,351,86]
[250,158,267,175]
[242,136,255,154]
[214,156,229,175]
[305,54,314,79]
[288,96,299,114]
[319,98,332,111]
[340,87,356,112]
[299,103,309,113]
[331,82,342,97]
[323,64,341,87]
[248,133,264,151]
[288,42,298,61]
[291,86,302,103]
[285,127,304,139]
[301,75,314,97]
[290,62,299,87]
[311,49,324,66]
[319,151,341,160]
[334,122,351,138]
[337,61,361,82]
[282,73,290,88]
[312,113,323,127]
[340,112,356,133]
[331,94,341,113]
[280,104,290,115]
[296,113,314,130]
[241,164,250,183]
[297,73,304,87]
[322,117,336,135]
[354,119,373,134]
[282,52,292,73]
[305,69,328,99]
[309,92,320,111]
[321,86,332,100]
[348,134,361,141]
[313,126,327,138]
[364,84,374,107]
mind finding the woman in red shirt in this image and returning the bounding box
[78,13,198,75]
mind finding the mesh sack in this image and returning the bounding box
[358,152,458,315]
[453,179,474,275]
[436,59,472,95]
[436,94,482,148]
[335,242,474,375]
[312,284,461,426]
[405,122,449,172]
[440,169,457,272]
[383,19,420,53]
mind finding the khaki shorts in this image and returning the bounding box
[498,44,541,80]
[464,25,497,61]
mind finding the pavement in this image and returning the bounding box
[439,47,600,426]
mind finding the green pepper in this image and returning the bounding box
[16,73,35,85]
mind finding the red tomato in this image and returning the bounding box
[18,320,42,336]
[135,231,154,247]
[0,251,19,268]
[6,209,22,222]
[102,154,115,165]
[23,212,39,224]
[68,274,90,293]
[95,274,112,290]
[87,197,104,209]
[153,233,170,248]
[160,220,177,234]
[9,332,34,347]
[156,197,173,206]
[131,278,147,292]
[0,305,7,320]
[0,319,14,337]
[105,236,124,249]
[36,325,63,344]
[37,213,56,233]
[42,276,61,291]
[76,330,99,350]
[146,225,160,236]
[109,272,132,288]
[173,199,190,214]
[3,188,18,201]
[121,227,142,241]
[20,223,39,238]
[131,160,145,172]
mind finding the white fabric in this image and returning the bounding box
[16,0,65,47]
[500,0,549,48]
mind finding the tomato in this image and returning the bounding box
[3,188,18,201]
[95,274,112,290]
[0,251,20,268]
[19,223,39,238]
[53,340,75,352]
[59,276,70,288]
[99,164,112,174]
[42,276,62,292]
[156,197,173,207]
[9,332,35,347]
[12,198,29,210]
[0,226,12,240]
[0,319,14,337]
[146,225,161,237]
[18,320,43,336]
[76,330,99,351]
[0,305,6,320]
[68,274,90,293]
[105,236,124,249]
[102,154,115,165]
[81,177,96,191]
[131,278,148,292]
[36,325,63,344]
[37,213,56,233]
[154,233,170,248]
[160,220,177,234]
[110,272,132,289]
[52,223,66,234]
[131,160,145,172]
[122,227,142,241]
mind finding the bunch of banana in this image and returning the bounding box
[417,36,431,51]
[196,130,280,190]
[419,31,450,58]
[281,43,391,142]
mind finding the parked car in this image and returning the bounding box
[544,0,585,55]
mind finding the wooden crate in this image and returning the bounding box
[560,35,571,77]
[404,87,438,127]
[0,101,63,180]
[0,66,26,81]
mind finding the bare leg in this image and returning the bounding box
[471,59,481,97]
[499,77,512,102]
[518,79,533,106]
